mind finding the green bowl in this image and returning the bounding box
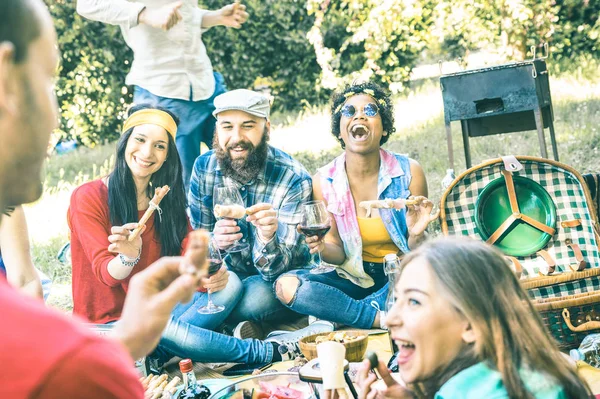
[474,175,556,257]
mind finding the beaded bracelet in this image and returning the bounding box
[119,247,141,268]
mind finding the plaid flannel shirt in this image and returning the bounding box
[188,146,312,281]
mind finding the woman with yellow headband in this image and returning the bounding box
[275,82,438,330]
[67,103,241,333]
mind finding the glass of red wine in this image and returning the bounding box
[197,238,225,314]
[299,200,335,274]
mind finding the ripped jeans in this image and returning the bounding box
[276,263,388,329]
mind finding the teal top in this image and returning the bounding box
[435,362,567,399]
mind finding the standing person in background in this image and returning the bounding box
[0,206,49,299]
[76,0,249,188]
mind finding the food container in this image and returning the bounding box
[298,331,368,362]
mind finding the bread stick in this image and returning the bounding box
[164,376,181,393]
[129,186,170,241]
[214,204,246,219]
[359,198,418,217]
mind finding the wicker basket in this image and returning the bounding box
[298,330,368,362]
[534,290,600,351]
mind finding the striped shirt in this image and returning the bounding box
[188,146,312,281]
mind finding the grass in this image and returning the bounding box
[29,72,600,311]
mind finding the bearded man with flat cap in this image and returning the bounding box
[188,89,331,340]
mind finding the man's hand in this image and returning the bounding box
[113,231,208,360]
[247,203,278,243]
[218,2,249,29]
[138,1,183,31]
[213,219,242,250]
[199,265,229,293]
[107,222,144,259]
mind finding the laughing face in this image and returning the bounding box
[339,94,386,154]
[124,124,170,181]
[386,256,475,384]
[214,110,270,183]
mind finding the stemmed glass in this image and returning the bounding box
[298,200,335,274]
[213,184,249,252]
[197,238,225,314]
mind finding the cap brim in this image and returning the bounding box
[213,106,268,119]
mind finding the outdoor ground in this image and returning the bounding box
[30,74,600,312]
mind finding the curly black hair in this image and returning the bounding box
[330,82,396,149]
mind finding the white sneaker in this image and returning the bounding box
[265,320,335,360]
[233,321,264,340]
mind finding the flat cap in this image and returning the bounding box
[213,89,270,119]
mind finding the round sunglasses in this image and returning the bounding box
[340,102,379,118]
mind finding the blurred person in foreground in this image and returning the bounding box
[0,0,207,397]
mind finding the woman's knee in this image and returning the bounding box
[275,274,301,305]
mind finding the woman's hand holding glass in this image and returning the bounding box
[357,359,414,399]
[107,222,145,258]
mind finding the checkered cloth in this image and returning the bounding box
[443,159,600,298]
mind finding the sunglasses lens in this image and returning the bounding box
[364,103,379,117]
[341,104,356,118]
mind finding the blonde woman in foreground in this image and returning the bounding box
[358,237,592,399]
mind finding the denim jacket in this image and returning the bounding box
[318,149,412,288]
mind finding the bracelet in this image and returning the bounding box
[119,247,141,268]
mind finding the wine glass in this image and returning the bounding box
[197,238,225,314]
[213,184,249,252]
[298,200,335,274]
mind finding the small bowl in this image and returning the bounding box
[298,330,368,362]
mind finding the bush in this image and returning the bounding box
[46,0,132,147]
[200,0,328,113]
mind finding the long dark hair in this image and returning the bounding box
[400,237,593,398]
[108,104,188,256]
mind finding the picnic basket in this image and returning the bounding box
[440,156,600,350]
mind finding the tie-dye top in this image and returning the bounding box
[318,149,412,288]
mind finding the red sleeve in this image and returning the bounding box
[69,183,122,287]
[33,337,144,399]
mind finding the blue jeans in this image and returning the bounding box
[276,267,388,329]
[133,72,227,188]
[227,273,297,324]
[155,271,275,363]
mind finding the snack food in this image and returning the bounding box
[359,199,417,218]
[314,332,366,345]
[214,204,247,219]
[140,374,181,399]
[129,185,171,241]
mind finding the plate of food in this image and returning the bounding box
[209,372,312,399]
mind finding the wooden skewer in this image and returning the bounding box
[129,186,170,242]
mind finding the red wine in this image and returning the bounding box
[208,259,222,276]
[299,224,331,239]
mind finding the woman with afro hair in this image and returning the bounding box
[274,82,438,330]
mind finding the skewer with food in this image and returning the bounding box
[358,198,417,218]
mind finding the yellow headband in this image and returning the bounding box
[122,109,178,138]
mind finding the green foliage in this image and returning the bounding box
[46,0,132,146]
[306,0,436,93]
[200,0,328,112]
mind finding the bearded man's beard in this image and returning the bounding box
[214,128,269,184]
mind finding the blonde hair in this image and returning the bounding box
[400,237,592,398]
